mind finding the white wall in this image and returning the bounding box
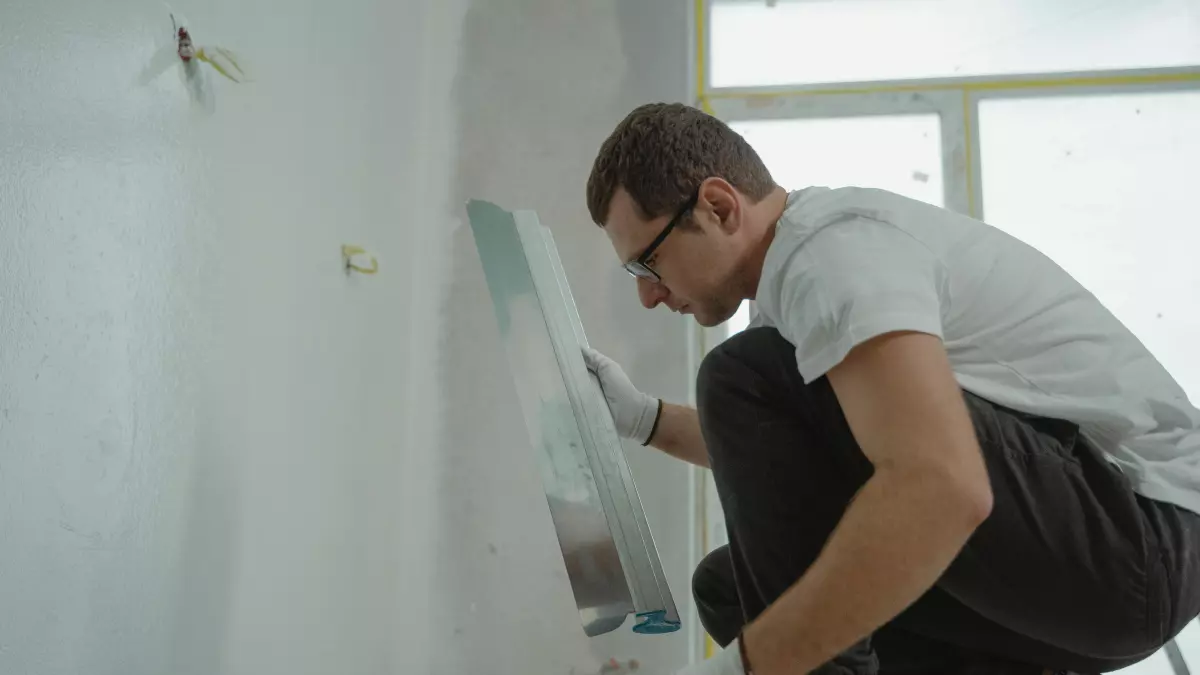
[438,1,696,672]
[0,0,460,673]
[0,0,693,673]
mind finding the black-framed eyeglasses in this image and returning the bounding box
[622,190,699,283]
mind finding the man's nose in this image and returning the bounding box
[637,276,669,309]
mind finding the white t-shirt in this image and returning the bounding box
[752,186,1200,515]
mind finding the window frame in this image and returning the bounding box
[708,90,969,213]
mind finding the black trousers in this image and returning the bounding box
[693,327,1200,674]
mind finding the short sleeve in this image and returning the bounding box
[774,217,946,382]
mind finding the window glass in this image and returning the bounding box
[712,0,1200,88]
[980,91,1200,403]
[731,114,945,206]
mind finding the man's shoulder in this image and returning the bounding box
[756,188,959,329]
[766,187,941,276]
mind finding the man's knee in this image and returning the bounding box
[696,326,844,437]
[695,325,871,488]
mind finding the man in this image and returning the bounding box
[581,102,1200,675]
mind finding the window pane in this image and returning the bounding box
[712,0,1200,88]
[731,115,944,207]
[980,91,1200,403]
[723,300,751,337]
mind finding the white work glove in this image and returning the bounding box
[582,347,662,446]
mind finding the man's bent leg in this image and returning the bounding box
[694,542,968,674]
[890,390,1200,671]
[696,327,883,675]
[695,326,1197,674]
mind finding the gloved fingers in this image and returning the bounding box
[581,346,604,375]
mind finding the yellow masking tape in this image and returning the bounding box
[342,245,378,275]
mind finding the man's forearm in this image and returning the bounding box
[646,402,710,468]
[741,465,991,674]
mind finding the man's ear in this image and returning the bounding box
[698,177,740,234]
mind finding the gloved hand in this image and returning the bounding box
[582,347,662,446]
[591,639,745,675]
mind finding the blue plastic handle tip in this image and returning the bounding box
[633,610,682,634]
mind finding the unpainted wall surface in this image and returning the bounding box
[1,0,461,672]
[0,0,692,673]
[439,1,695,673]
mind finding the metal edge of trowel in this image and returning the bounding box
[465,199,642,637]
[520,211,681,635]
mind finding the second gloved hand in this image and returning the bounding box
[582,347,662,446]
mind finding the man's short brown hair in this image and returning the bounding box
[586,102,776,226]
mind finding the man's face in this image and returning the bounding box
[602,186,743,327]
